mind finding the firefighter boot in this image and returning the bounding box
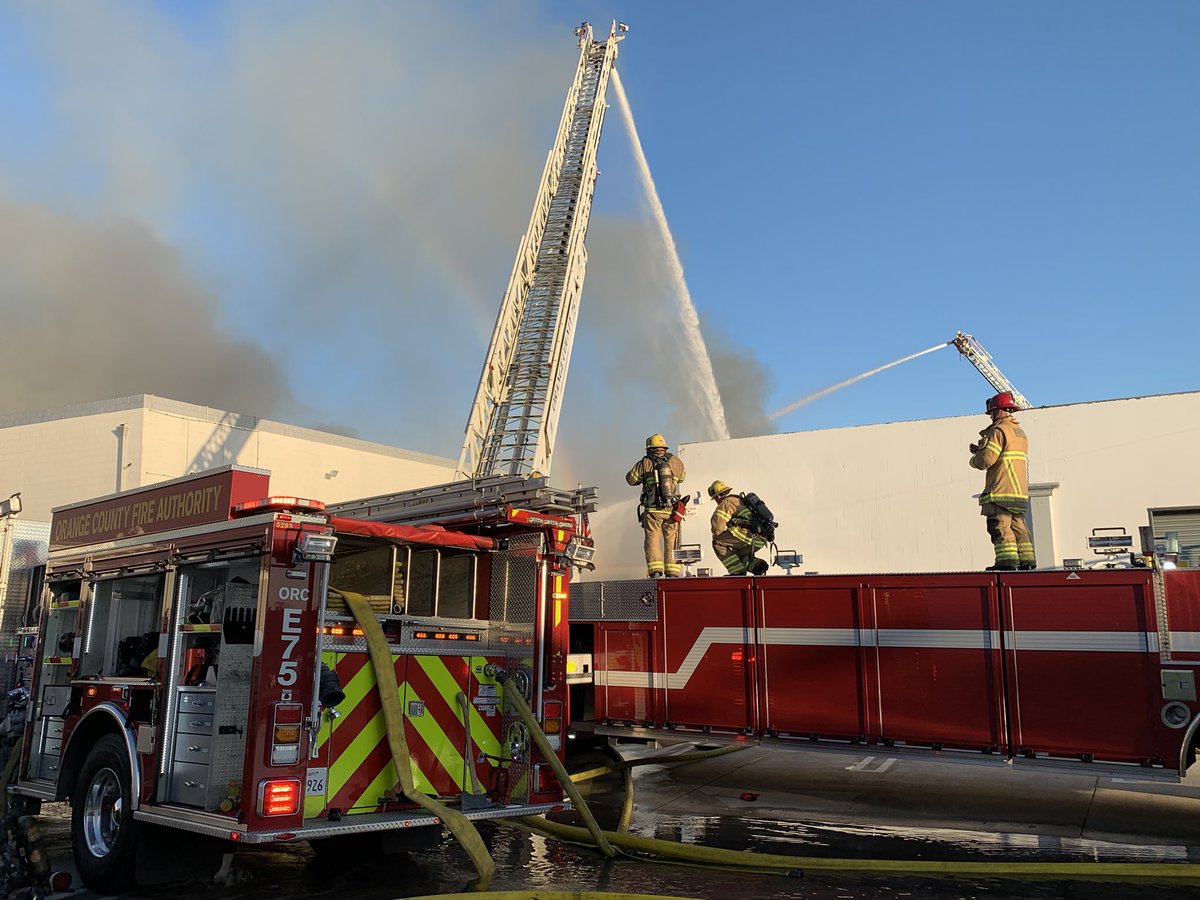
[749,558,769,576]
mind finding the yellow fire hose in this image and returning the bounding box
[345,587,1197,887]
[496,673,616,859]
[343,590,495,890]
[407,894,700,900]
[511,730,1200,885]
[569,743,747,834]
[407,894,701,900]
[514,816,1200,884]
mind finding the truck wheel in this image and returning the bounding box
[72,734,138,894]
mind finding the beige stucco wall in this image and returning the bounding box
[585,392,1200,580]
[0,395,457,521]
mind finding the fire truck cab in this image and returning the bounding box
[13,466,574,893]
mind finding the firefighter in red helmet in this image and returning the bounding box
[626,434,686,577]
[969,392,1036,570]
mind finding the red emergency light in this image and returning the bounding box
[232,496,326,517]
[257,778,301,817]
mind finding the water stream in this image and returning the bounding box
[769,341,951,421]
[610,68,730,442]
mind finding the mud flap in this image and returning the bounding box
[135,822,229,886]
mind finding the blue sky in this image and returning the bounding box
[0,1,1196,496]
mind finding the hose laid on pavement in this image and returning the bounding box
[569,742,749,784]
[407,894,701,900]
[515,816,1200,884]
[495,670,615,858]
[350,589,1195,886]
[343,590,495,891]
[569,743,748,834]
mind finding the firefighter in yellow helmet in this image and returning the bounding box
[626,434,686,577]
[969,392,1035,571]
[708,480,770,576]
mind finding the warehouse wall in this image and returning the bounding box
[0,395,457,520]
[584,392,1200,580]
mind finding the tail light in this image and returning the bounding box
[541,699,563,752]
[258,778,301,817]
[271,702,304,765]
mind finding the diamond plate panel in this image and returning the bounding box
[208,582,256,809]
[209,643,251,810]
[567,579,658,622]
[0,521,51,693]
[488,533,542,657]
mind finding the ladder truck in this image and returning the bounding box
[6,23,625,894]
[952,331,1032,410]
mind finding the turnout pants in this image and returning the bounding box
[712,527,766,575]
[983,504,1035,569]
[643,509,681,577]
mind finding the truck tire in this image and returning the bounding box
[72,733,138,894]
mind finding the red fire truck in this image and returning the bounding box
[571,567,1200,779]
[11,466,586,893]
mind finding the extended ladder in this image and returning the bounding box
[456,22,625,479]
[952,331,1032,410]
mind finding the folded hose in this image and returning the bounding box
[342,590,495,890]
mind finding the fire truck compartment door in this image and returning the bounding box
[40,685,70,718]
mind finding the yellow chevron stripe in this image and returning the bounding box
[408,660,465,792]
[304,651,340,817]
[334,707,389,806]
[396,682,440,794]
[469,657,502,763]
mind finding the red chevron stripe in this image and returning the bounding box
[323,652,401,754]
[403,657,469,796]
[325,653,406,812]
[328,732,396,813]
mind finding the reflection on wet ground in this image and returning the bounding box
[37,748,1200,899]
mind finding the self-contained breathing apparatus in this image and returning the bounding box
[740,492,778,543]
[636,454,688,525]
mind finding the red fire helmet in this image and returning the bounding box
[986,392,1019,413]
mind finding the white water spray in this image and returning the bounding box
[610,69,730,442]
[768,342,952,421]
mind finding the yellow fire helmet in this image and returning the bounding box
[645,433,668,450]
[708,480,731,500]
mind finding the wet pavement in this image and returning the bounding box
[30,740,1200,899]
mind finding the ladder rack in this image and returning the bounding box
[325,475,598,529]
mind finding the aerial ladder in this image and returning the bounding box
[951,331,1032,410]
[456,21,625,481]
[330,23,624,529]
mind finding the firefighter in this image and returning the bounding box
[969,392,1036,571]
[626,434,686,577]
[708,480,769,576]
